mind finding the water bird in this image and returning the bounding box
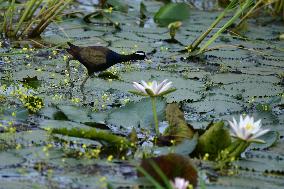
[66,42,147,92]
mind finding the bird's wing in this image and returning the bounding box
[79,47,107,65]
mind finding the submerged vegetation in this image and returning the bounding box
[0,0,283,188]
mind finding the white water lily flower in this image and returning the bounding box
[132,79,175,97]
[228,115,270,143]
[170,177,189,189]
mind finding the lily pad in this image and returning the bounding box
[248,131,279,150]
[107,97,166,134]
[39,120,93,131]
[107,0,128,13]
[154,3,191,26]
[57,105,92,123]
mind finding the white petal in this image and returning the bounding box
[242,115,251,128]
[229,115,270,142]
[251,119,262,133]
[133,82,140,88]
[228,119,239,137]
[133,82,147,94]
[255,119,261,128]
[239,123,248,139]
[152,80,158,94]
[250,129,270,139]
[172,178,189,189]
[155,79,168,94]
[141,80,149,88]
[158,81,172,94]
[238,116,244,132]
[233,117,238,127]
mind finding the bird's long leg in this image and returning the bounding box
[66,57,74,98]
[80,74,90,95]
[66,57,71,74]
[66,57,74,88]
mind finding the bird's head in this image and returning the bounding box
[133,51,147,60]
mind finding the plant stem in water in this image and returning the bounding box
[151,97,159,136]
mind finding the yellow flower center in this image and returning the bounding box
[245,123,254,130]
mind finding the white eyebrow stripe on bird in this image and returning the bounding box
[135,52,145,55]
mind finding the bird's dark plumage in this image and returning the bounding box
[66,42,146,75]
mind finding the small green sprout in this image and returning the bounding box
[168,21,182,41]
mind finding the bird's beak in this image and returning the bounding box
[145,54,150,60]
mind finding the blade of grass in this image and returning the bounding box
[28,0,71,37]
[149,161,173,189]
[198,0,254,54]
[8,0,16,31]
[237,0,278,27]
[279,0,284,14]
[26,0,43,20]
[22,0,54,36]
[37,0,54,16]
[188,0,239,52]
[37,0,71,33]
[13,0,37,36]
[136,166,165,189]
[3,0,16,36]
[275,0,284,13]
[2,12,7,34]
[20,0,44,37]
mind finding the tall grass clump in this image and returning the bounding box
[187,0,284,55]
[1,0,72,39]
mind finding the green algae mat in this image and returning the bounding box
[0,0,284,188]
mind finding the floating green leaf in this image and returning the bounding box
[154,3,191,26]
[107,97,166,133]
[57,105,92,123]
[107,0,128,13]
[248,131,279,150]
[195,121,231,159]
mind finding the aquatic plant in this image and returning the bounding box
[187,0,253,54]
[168,21,182,41]
[187,0,284,54]
[228,115,270,143]
[0,83,44,113]
[0,0,282,188]
[237,0,284,27]
[170,177,191,189]
[131,80,176,136]
[1,0,72,39]
[217,115,270,167]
